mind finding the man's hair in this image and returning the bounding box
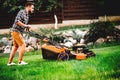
[25,2,34,7]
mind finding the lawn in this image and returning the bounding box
[0,45,120,80]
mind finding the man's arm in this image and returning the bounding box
[16,21,28,27]
[15,11,31,28]
[16,21,31,28]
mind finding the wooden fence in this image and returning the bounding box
[63,0,98,20]
[0,0,120,29]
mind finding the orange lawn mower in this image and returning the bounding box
[25,29,95,61]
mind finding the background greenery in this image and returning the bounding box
[0,0,61,13]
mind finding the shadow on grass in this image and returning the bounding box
[109,71,120,79]
[0,65,17,80]
[98,52,120,79]
[0,76,15,80]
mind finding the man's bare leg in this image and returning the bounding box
[8,46,18,63]
[18,43,26,63]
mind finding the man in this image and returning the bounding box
[7,2,34,66]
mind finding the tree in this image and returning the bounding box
[0,0,25,13]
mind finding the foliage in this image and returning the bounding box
[0,0,25,13]
[34,0,43,11]
[54,25,90,32]
[0,0,62,13]
[45,0,62,12]
[84,21,120,43]
[0,45,120,80]
[0,41,6,47]
[72,31,82,42]
[37,28,64,43]
[0,33,11,39]
[37,28,54,37]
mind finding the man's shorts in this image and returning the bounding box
[11,31,25,47]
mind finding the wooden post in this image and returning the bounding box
[61,0,64,21]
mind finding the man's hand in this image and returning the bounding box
[25,25,32,31]
[26,25,32,29]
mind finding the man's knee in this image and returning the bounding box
[13,46,19,50]
[22,43,26,48]
[19,43,26,51]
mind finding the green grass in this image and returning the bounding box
[55,25,90,32]
[88,41,120,49]
[0,45,120,80]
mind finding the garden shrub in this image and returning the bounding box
[84,21,120,43]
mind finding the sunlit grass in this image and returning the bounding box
[0,45,120,80]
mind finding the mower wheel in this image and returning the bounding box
[57,52,69,61]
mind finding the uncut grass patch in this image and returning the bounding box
[0,45,120,80]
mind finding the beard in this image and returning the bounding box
[28,10,34,14]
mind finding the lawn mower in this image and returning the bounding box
[25,29,95,61]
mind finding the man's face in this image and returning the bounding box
[28,5,34,14]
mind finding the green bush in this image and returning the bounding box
[37,28,64,43]
[84,21,120,43]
